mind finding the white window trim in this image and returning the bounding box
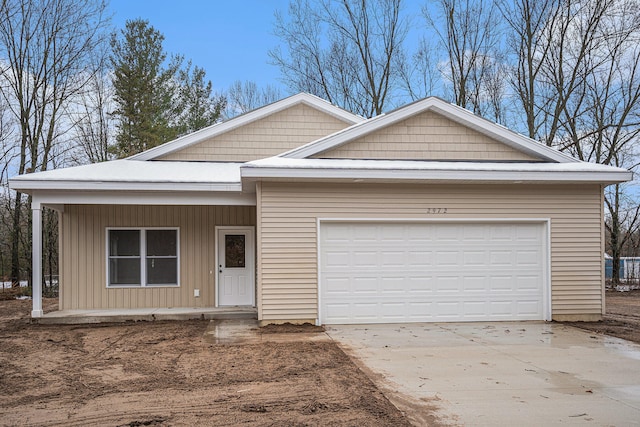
[106,227,180,288]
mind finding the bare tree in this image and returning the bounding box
[498,0,562,139]
[561,0,640,282]
[501,0,640,282]
[270,0,409,117]
[69,52,114,165]
[501,0,621,146]
[0,0,109,285]
[425,0,505,120]
[398,38,441,102]
[225,80,283,118]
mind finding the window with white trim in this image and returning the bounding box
[107,228,179,287]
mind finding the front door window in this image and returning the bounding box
[225,235,245,268]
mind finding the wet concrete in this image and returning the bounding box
[327,322,640,426]
[203,319,331,344]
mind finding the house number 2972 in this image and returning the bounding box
[426,207,448,214]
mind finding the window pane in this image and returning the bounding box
[225,234,245,268]
[109,258,141,285]
[146,258,177,285]
[109,230,140,256]
[147,230,177,256]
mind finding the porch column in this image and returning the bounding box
[31,202,43,318]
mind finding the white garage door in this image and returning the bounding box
[319,222,547,324]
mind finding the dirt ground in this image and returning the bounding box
[2,291,638,427]
[567,289,640,344]
[0,299,413,427]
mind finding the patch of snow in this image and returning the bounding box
[245,156,629,174]
[11,160,242,184]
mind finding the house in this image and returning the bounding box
[10,93,632,324]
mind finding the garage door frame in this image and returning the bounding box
[317,218,551,324]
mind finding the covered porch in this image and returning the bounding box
[10,160,257,319]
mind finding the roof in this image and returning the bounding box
[281,97,577,163]
[10,160,243,192]
[241,157,632,184]
[129,93,364,161]
[8,94,632,197]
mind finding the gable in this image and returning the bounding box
[312,110,540,162]
[158,103,353,162]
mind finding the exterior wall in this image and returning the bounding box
[59,205,255,310]
[158,104,352,162]
[257,182,603,323]
[314,110,539,161]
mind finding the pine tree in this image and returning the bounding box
[109,19,180,157]
[175,61,226,136]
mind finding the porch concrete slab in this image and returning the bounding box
[203,319,332,344]
[326,322,640,426]
[36,307,257,324]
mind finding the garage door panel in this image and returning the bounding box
[516,250,541,265]
[435,275,462,292]
[353,225,377,241]
[320,222,546,324]
[353,251,377,267]
[464,251,486,266]
[325,251,350,268]
[516,275,541,292]
[408,251,434,265]
[436,251,459,266]
[490,250,513,266]
[463,276,489,292]
[406,225,434,241]
[381,251,405,266]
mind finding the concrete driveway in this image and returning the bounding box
[326,322,640,426]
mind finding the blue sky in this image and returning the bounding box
[109,0,291,93]
[108,1,429,96]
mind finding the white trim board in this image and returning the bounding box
[215,226,256,308]
[105,227,181,289]
[316,217,552,324]
[241,160,631,185]
[30,191,256,208]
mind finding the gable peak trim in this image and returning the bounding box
[282,97,578,164]
[129,93,364,161]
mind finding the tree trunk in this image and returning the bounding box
[610,188,621,284]
[9,193,22,287]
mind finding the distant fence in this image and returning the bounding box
[0,275,59,298]
[605,258,640,286]
[44,275,59,297]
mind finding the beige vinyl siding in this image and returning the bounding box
[257,182,603,322]
[158,104,352,162]
[314,110,539,161]
[60,205,255,310]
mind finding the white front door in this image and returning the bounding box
[217,227,255,306]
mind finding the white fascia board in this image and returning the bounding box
[10,180,243,192]
[241,166,632,184]
[31,190,256,207]
[284,97,577,163]
[130,93,363,161]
